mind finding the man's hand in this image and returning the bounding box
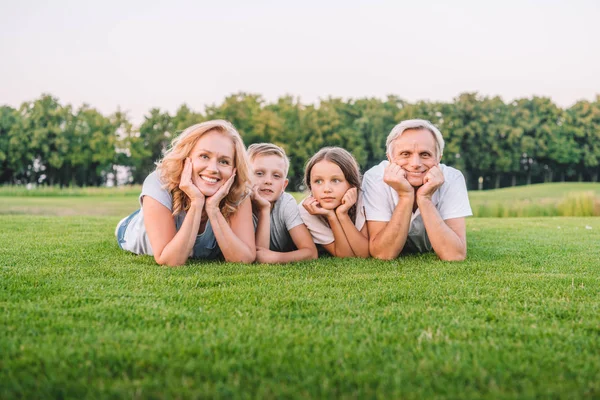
[417,165,444,201]
[205,169,236,212]
[179,157,205,207]
[251,186,271,212]
[383,162,413,198]
[336,187,357,215]
[303,196,334,218]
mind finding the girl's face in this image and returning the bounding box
[188,130,235,197]
[309,160,351,210]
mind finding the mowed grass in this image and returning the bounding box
[468,182,600,217]
[1,186,599,399]
[2,181,599,217]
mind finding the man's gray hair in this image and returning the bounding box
[386,119,445,160]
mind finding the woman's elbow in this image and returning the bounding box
[225,247,256,264]
[155,255,186,267]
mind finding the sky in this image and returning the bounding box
[1,0,599,124]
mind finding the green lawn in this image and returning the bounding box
[2,181,599,217]
[1,186,599,399]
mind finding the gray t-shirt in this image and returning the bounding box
[252,192,305,252]
[116,171,221,259]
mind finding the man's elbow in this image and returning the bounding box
[438,249,467,262]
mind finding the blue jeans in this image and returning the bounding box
[116,209,140,249]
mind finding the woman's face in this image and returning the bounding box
[309,160,351,210]
[188,130,235,197]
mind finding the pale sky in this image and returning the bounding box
[1,0,599,124]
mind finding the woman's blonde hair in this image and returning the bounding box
[156,120,252,219]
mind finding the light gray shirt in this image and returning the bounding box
[253,192,305,252]
[116,171,221,259]
[362,161,472,254]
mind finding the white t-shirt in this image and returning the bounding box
[298,193,366,245]
[362,161,472,253]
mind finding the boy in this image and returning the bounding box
[248,143,318,263]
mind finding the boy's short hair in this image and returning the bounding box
[247,143,290,175]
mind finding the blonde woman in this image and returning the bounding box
[116,120,255,266]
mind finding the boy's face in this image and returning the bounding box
[251,154,289,203]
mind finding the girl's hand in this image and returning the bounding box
[205,169,237,213]
[303,196,334,218]
[179,158,205,206]
[336,187,357,215]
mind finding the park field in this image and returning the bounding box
[1,181,599,217]
[1,184,599,399]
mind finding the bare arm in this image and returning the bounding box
[302,196,355,257]
[369,163,415,260]
[143,158,206,266]
[417,200,467,261]
[143,197,203,266]
[208,197,256,263]
[368,196,413,260]
[256,224,318,263]
[415,165,467,261]
[335,188,369,258]
[251,188,272,249]
[320,212,356,257]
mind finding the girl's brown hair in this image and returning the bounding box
[303,147,362,224]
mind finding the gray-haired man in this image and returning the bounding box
[362,119,472,261]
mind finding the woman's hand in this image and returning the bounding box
[179,158,205,207]
[335,187,357,216]
[205,169,237,213]
[303,196,334,218]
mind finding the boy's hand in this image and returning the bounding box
[256,247,280,263]
[336,187,357,215]
[303,196,334,218]
[251,186,271,211]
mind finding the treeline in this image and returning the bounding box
[1,93,599,190]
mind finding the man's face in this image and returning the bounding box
[388,128,438,187]
[251,154,288,203]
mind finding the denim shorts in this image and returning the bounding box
[116,209,140,249]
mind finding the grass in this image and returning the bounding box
[1,184,599,398]
[3,181,599,217]
[468,182,600,217]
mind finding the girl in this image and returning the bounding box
[115,120,255,266]
[298,147,369,258]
